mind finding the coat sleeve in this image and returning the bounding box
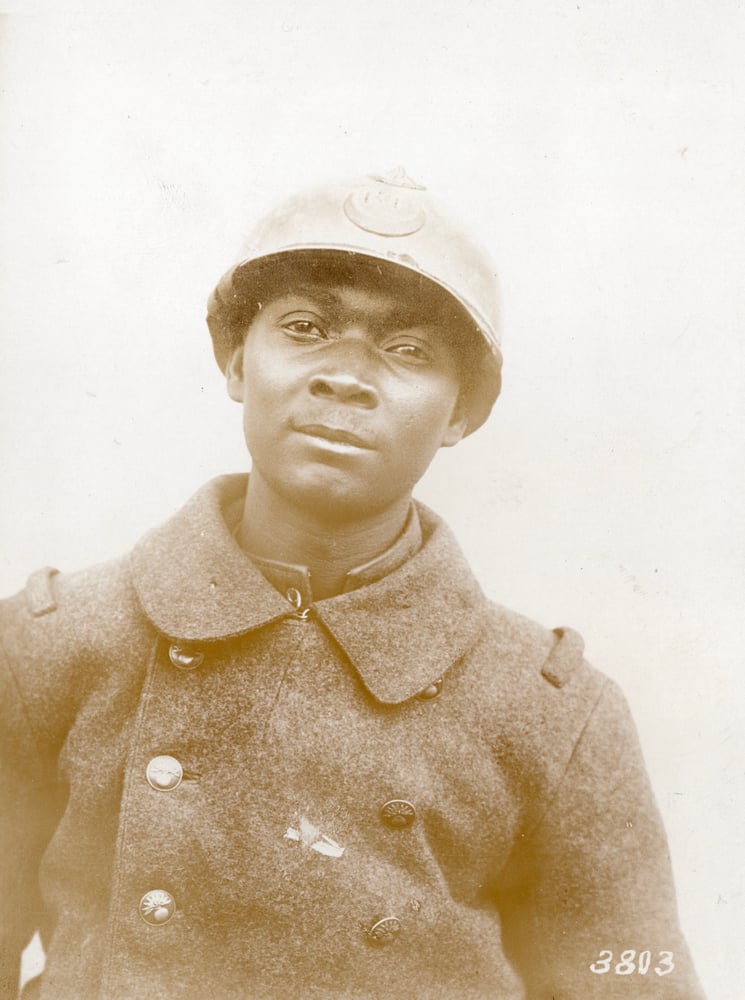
[0,638,60,1000]
[496,678,706,999]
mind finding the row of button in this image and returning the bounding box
[145,754,417,827]
[167,644,443,700]
[153,642,424,944]
[139,888,402,944]
[140,759,416,939]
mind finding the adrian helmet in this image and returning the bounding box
[206,168,502,434]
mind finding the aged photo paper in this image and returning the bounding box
[1,3,742,997]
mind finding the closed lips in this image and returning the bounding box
[295,425,373,448]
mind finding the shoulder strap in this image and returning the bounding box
[25,566,60,617]
[541,626,585,687]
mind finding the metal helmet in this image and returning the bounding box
[206,168,502,434]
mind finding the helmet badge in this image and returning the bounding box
[343,167,427,238]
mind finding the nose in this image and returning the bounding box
[309,371,378,408]
[307,331,381,408]
[308,328,382,409]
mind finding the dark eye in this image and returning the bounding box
[385,340,432,363]
[282,318,327,342]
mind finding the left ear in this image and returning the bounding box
[225,344,246,403]
[440,402,468,448]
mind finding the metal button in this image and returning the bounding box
[417,678,443,700]
[146,755,183,791]
[381,799,417,828]
[168,644,204,671]
[286,587,302,610]
[286,588,311,620]
[367,916,401,945]
[139,889,175,925]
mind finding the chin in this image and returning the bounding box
[284,470,400,523]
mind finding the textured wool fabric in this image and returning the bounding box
[0,475,704,999]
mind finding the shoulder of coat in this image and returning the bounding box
[3,555,144,653]
[0,558,142,759]
[1,555,151,742]
[480,603,587,689]
[22,557,133,614]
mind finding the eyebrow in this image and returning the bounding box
[279,285,343,312]
[275,285,431,331]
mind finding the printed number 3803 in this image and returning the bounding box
[590,950,674,976]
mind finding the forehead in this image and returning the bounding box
[242,252,468,319]
[256,253,473,329]
[262,282,437,328]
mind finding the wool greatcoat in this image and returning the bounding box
[0,475,704,1000]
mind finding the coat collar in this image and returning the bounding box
[130,475,489,704]
[247,502,422,612]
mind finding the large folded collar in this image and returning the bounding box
[130,475,489,704]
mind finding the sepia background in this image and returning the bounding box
[1,3,743,997]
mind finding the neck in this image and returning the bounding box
[235,471,411,600]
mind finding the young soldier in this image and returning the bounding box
[1,170,704,998]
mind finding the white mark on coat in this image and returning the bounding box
[284,816,345,858]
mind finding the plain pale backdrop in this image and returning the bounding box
[1,3,743,998]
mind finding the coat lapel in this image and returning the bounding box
[129,475,490,703]
[130,475,291,641]
[315,510,488,703]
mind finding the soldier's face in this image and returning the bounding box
[226,281,467,521]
